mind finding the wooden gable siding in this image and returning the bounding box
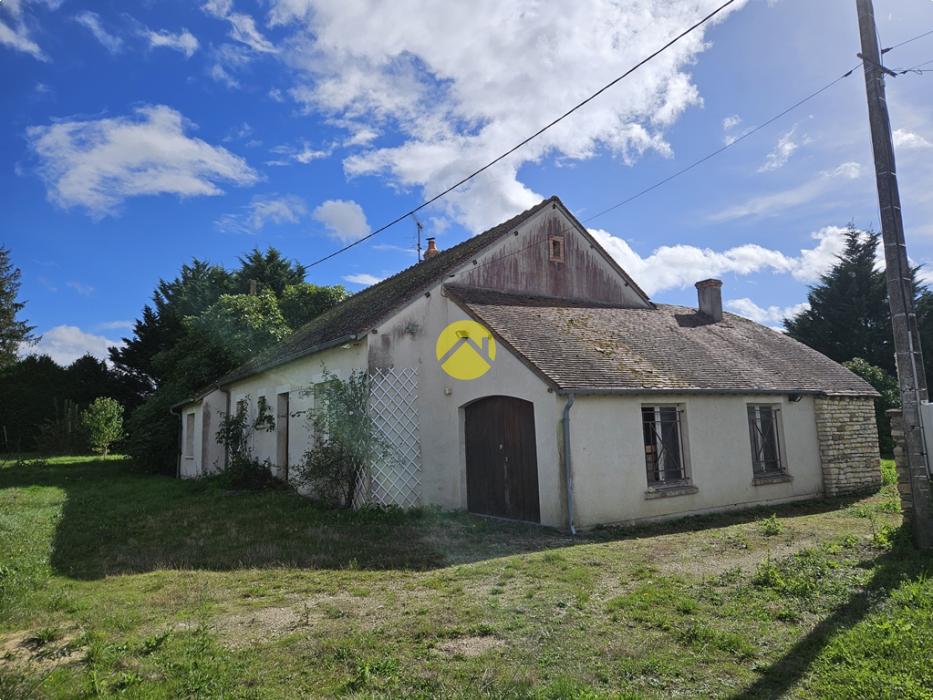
[461,210,648,308]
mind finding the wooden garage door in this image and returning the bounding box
[465,396,540,523]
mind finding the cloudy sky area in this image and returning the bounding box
[3,0,933,364]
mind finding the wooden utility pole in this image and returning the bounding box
[856,0,933,548]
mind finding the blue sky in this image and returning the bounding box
[3,0,933,365]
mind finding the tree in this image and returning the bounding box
[279,282,347,328]
[234,247,306,297]
[109,259,233,387]
[81,397,124,456]
[0,246,36,368]
[115,247,346,473]
[0,355,66,451]
[843,358,899,456]
[785,226,893,373]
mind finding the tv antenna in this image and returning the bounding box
[411,213,424,261]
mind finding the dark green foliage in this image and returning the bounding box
[784,226,933,452]
[0,355,65,451]
[0,246,36,369]
[233,247,306,297]
[36,399,85,454]
[279,282,347,328]
[0,354,137,453]
[123,384,189,473]
[785,226,893,372]
[844,358,900,456]
[109,259,234,387]
[112,248,345,473]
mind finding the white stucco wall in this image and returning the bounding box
[370,288,566,526]
[568,393,824,527]
[226,342,368,484]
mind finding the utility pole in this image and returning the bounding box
[856,0,933,549]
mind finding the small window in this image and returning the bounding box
[642,406,687,484]
[747,405,784,474]
[184,413,195,457]
[548,234,565,262]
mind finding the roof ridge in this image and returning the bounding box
[198,196,560,394]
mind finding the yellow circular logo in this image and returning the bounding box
[435,320,496,380]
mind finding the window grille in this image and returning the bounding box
[747,405,783,473]
[642,406,687,484]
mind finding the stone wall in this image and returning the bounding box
[887,410,916,514]
[814,396,882,496]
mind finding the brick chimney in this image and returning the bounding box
[423,237,439,259]
[695,278,723,321]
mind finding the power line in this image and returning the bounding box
[581,63,862,224]
[304,0,738,269]
[881,27,933,54]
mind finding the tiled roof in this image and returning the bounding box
[447,286,878,397]
[210,197,560,388]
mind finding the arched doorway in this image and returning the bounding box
[464,396,540,523]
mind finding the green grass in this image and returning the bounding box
[0,455,928,698]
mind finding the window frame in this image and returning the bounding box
[184,412,195,458]
[547,234,565,263]
[642,404,691,486]
[746,403,786,476]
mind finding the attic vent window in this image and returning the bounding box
[548,235,565,262]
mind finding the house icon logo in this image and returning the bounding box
[435,320,496,380]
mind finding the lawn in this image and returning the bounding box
[0,455,929,699]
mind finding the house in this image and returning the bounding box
[175,196,881,530]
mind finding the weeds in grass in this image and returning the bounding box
[24,626,59,648]
[679,622,756,659]
[753,546,849,605]
[759,514,784,536]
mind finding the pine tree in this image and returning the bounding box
[0,246,36,368]
[784,226,894,374]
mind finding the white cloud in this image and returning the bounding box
[271,0,747,232]
[97,320,134,331]
[144,27,199,58]
[726,298,809,325]
[0,0,49,61]
[27,105,258,216]
[26,325,122,366]
[758,126,804,172]
[722,114,742,132]
[893,128,932,151]
[313,199,371,242]
[202,0,276,53]
[74,11,123,54]
[66,280,94,296]
[268,141,331,166]
[216,194,308,233]
[342,273,383,286]
[710,161,862,222]
[589,223,853,296]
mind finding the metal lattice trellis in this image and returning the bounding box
[356,367,422,508]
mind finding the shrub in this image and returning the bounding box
[81,397,124,456]
[214,394,280,490]
[35,398,85,454]
[296,368,389,509]
[124,384,189,474]
[759,514,784,537]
